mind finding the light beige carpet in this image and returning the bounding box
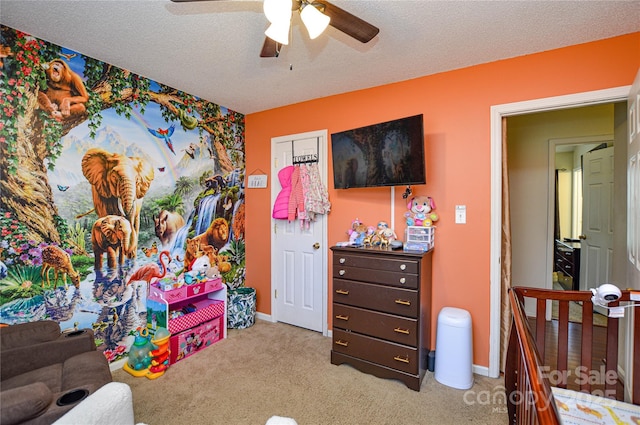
[113,320,508,425]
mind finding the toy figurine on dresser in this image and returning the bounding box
[343,218,401,249]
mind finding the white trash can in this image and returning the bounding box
[434,307,473,389]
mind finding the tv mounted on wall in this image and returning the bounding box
[331,114,425,189]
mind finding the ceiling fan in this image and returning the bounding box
[169,0,379,58]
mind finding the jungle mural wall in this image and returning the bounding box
[0,26,246,363]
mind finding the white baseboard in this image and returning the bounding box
[473,364,489,377]
[256,312,273,322]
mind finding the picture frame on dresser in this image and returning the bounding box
[330,245,433,391]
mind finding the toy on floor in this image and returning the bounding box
[123,327,154,376]
[123,326,171,379]
[147,327,171,379]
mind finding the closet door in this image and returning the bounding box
[271,130,328,333]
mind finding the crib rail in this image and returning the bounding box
[505,286,639,425]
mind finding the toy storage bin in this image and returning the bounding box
[403,226,435,252]
[170,316,223,363]
[434,307,473,389]
[167,299,225,335]
[153,279,223,303]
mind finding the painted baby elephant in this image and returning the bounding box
[154,210,185,250]
[82,148,155,257]
[92,215,134,270]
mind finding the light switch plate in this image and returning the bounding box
[455,205,466,224]
[248,175,268,188]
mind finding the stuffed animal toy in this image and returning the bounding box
[405,196,439,227]
[347,218,368,245]
[347,218,361,244]
[191,254,211,275]
[376,221,397,241]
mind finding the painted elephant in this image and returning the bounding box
[82,148,155,257]
[154,210,185,250]
[92,215,134,270]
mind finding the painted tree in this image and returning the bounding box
[0,26,244,258]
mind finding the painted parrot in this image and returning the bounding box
[148,124,176,155]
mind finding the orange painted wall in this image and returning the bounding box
[244,33,640,368]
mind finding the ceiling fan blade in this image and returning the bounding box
[318,1,379,43]
[260,37,282,58]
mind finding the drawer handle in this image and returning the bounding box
[394,327,410,335]
[399,277,406,284]
[335,340,349,347]
[336,289,349,295]
[339,257,346,264]
[393,355,410,364]
[564,265,571,269]
[400,264,406,271]
[339,270,346,276]
[335,314,349,321]
[395,299,411,306]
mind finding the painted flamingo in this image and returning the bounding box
[127,251,171,292]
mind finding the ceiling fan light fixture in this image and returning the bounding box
[300,4,330,39]
[264,0,292,24]
[265,21,291,45]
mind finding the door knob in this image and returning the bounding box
[313,242,320,250]
[578,235,586,240]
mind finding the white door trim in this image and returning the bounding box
[489,86,631,378]
[270,129,329,336]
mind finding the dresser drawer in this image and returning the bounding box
[555,255,574,275]
[333,252,418,274]
[333,279,418,317]
[333,304,418,346]
[557,247,576,260]
[333,266,418,289]
[333,329,418,375]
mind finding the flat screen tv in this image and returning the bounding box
[331,114,425,189]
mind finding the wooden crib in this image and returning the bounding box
[505,286,640,424]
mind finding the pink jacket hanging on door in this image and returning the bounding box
[287,165,306,222]
[272,165,294,219]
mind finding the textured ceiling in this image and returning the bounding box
[1,0,639,114]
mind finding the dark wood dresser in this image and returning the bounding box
[554,239,580,290]
[330,246,433,391]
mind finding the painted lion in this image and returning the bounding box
[192,217,229,251]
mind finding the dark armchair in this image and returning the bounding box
[0,320,113,425]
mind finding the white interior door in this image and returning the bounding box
[628,69,640,286]
[580,146,615,291]
[270,130,328,333]
[624,68,640,403]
